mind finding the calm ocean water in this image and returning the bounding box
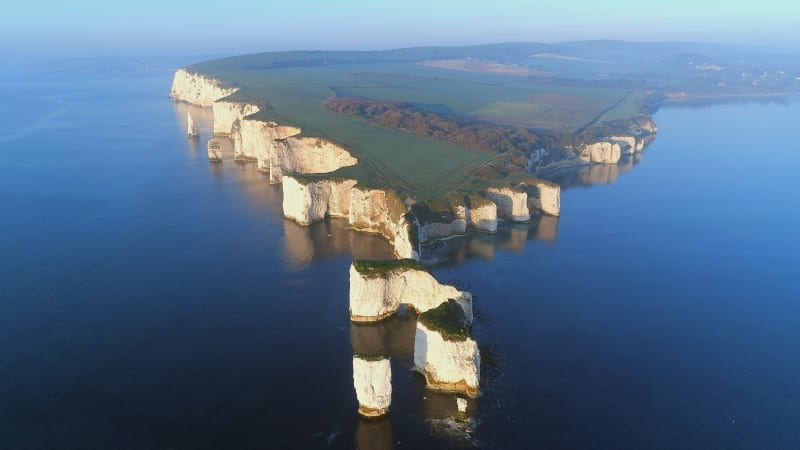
[1,66,798,449]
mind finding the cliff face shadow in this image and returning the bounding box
[350,309,417,358]
[355,415,394,450]
[283,217,395,271]
[544,153,644,189]
[419,214,559,267]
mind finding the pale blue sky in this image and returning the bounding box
[3,0,799,60]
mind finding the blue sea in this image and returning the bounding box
[1,63,798,449]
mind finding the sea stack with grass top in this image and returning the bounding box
[413,300,480,397]
[349,259,473,323]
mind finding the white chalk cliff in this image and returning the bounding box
[281,176,357,225]
[353,355,392,417]
[415,194,500,243]
[414,321,480,397]
[170,69,356,184]
[282,176,415,259]
[580,141,622,164]
[229,112,357,181]
[212,101,260,136]
[417,204,467,243]
[170,69,236,107]
[271,137,358,182]
[465,195,498,233]
[524,180,561,217]
[232,119,300,170]
[485,187,530,222]
[349,262,473,322]
[171,68,565,252]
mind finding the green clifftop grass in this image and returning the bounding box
[353,259,427,278]
[418,300,471,342]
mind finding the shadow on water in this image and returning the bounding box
[419,215,560,267]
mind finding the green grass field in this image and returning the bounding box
[191,56,632,198]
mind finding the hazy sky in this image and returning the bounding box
[3,0,799,61]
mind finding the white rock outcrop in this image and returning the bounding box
[608,135,638,155]
[348,187,415,259]
[233,121,357,182]
[170,69,236,107]
[465,196,498,232]
[207,139,222,162]
[349,262,472,322]
[413,321,480,397]
[485,187,530,222]
[212,101,260,136]
[282,177,416,259]
[417,200,468,243]
[393,218,417,261]
[580,141,622,164]
[524,180,561,217]
[271,137,358,182]
[415,194,498,241]
[233,119,301,170]
[281,176,358,225]
[353,356,392,417]
[187,112,199,138]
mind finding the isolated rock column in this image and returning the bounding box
[353,355,392,417]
